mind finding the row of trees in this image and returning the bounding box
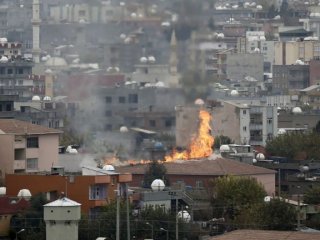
[266,132,320,160]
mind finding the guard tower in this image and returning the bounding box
[44,197,81,240]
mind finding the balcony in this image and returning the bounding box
[249,124,263,130]
[14,138,26,149]
[94,175,111,184]
[14,160,26,170]
[118,173,132,183]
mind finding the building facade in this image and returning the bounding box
[0,119,61,179]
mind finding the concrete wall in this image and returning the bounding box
[38,134,59,171]
[0,134,14,179]
[212,102,242,144]
[175,107,200,148]
[226,53,264,81]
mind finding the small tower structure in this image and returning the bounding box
[44,197,81,240]
[169,30,178,75]
[32,0,41,63]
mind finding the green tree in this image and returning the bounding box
[10,193,47,240]
[143,161,169,188]
[266,132,320,160]
[255,199,297,230]
[303,187,320,204]
[209,176,266,224]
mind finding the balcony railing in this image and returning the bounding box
[14,160,25,170]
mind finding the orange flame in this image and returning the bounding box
[102,109,214,166]
[165,109,214,161]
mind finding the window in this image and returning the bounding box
[105,96,112,103]
[7,68,13,74]
[18,68,23,74]
[79,10,86,17]
[118,96,126,103]
[149,120,156,127]
[27,137,39,148]
[89,184,107,200]
[243,110,246,114]
[243,126,247,131]
[105,124,112,131]
[267,118,272,124]
[5,104,11,111]
[165,119,173,127]
[105,110,112,117]
[26,158,38,170]
[128,94,138,103]
[196,180,203,189]
[0,104,2,111]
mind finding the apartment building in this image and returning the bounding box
[0,119,61,180]
[212,101,277,146]
[5,166,132,215]
[274,40,320,65]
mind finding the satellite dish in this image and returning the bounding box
[151,179,165,191]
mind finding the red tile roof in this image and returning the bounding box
[210,230,320,240]
[0,119,62,135]
[115,158,275,176]
[0,196,29,215]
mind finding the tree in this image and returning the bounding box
[143,160,169,188]
[10,193,47,240]
[209,176,266,224]
[266,132,320,160]
[314,120,320,134]
[254,199,297,230]
[267,4,278,19]
[303,187,320,205]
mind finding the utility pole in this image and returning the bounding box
[116,184,120,240]
[297,192,301,230]
[126,184,130,240]
[176,195,179,240]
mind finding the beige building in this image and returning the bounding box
[274,40,320,65]
[0,119,61,180]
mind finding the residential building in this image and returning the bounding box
[116,158,276,195]
[237,31,275,73]
[274,40,320,65]
[5,166,132,215]
[299,84,320,111]
[278,110,320,131]
[273,65,310,94]
[212,101,277,146]
[96,85,185,132]
[300,15,320,39]
[225,53,264,81]
[309,59,320,85]
[189,31,227,79]
[0,119,61,179]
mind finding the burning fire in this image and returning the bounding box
[165,109,214,161]
[103,109,214,166]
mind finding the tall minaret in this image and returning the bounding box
[32,0,41,63]
[169,30,178,75]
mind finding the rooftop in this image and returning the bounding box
[209,230,320,240]
[115,157,275,176]
[44,197,81,207]
[0,119,62,135]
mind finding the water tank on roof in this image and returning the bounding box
[120,126,129,133]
